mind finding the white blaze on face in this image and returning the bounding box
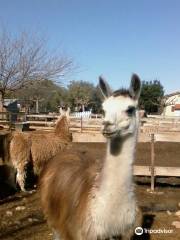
[102,95,138,133]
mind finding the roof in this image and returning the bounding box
[3,99,17,107]
[164,91,180,98]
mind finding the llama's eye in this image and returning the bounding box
[126,106,136,116]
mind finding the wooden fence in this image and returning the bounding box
[1,112,180,191]
[133,133,180,191]
[0,112,103,132]
[73,131,180,191]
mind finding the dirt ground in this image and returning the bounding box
[0,185,180,240]
[0,142,180,240]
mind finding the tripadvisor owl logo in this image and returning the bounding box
[135,227,143,235]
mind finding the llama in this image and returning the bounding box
[10,108,72,191]
[40,74,142,240]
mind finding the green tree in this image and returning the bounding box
[15,80,67,113]
[67,81,95,111]
[89,86,103,113]
[139,80,164,114]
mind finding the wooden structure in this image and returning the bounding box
[135,132,180,191]
[73,131,180,191]
[1,113,180,191]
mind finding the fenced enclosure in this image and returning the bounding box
[0,111,103,132]
[0,113,180,240]
[1,112,180,191]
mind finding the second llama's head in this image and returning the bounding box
[55,107,72,141]
[99,74,141,138]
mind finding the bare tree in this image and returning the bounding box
[0,29,74,111]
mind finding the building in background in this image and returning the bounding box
[163,92,180,117]
[3,99,20,123]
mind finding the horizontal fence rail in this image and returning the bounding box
[1,112,180,191]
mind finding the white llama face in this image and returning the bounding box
[59,107,70,117]
[102,96,138,137]
[99,74,141,138]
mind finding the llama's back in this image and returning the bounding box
[30,133,69,175]
[40,145,102,239]
[10,130,71,176]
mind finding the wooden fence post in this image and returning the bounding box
[150,133,155,191]
[80,115,83,133]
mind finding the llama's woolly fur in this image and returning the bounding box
[10,115,72,190]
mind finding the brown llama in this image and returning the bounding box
[10,108,72,191]
[40,74,142,240]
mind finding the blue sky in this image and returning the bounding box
[0,0,180,93]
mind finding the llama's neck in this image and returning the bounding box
[54,116,70,140]
[99,131,138,194]
[89,131,138,237]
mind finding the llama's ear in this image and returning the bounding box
[129,74,141,99]
[59,107,64,115]
[99,75,112,98]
